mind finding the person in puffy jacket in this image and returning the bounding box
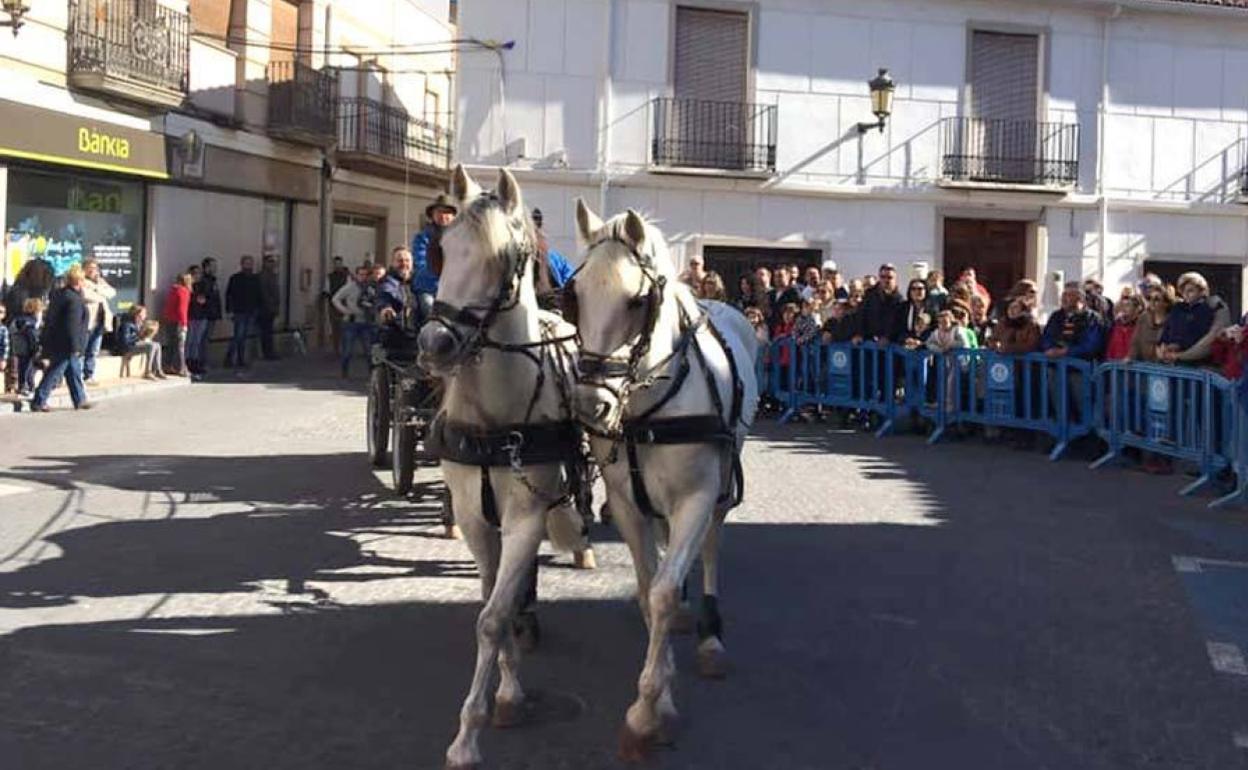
[9,297,43,395]
[1104,294,1143,361]
[988,298,1042,355]
[411,194,458,317]
[1159,272,1229,366]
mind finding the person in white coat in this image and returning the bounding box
[331,263,374,378]
[81,258,117,385]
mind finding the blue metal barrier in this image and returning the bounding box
[1092,362,1235,495]
[895,347,948,444]
[946,350,1096,460]
[1212,384,1248,508]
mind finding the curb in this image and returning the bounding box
[1,377,192,416]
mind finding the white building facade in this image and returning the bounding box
[0,0,456,340]
[456,0,1248,315]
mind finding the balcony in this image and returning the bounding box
[336,97,453,181]
[267,61,338,146]
[68,0,190,109]
[939,117,1079,189]
[649,97,777,175]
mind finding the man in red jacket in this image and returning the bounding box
[162,272,192,376]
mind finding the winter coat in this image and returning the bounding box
[225,271,263,315]
[0,323,7,361]
[332,280,368,323]
[1041,308,1106,360]
[1129,316,1166,363]
[40,286,88,358]
[259,269,281,316]
[1160,295,1230,364]
[861,286,905,343]
[546,248,575,288]
[377,271,419,332]
[924,287,949,317]
[191,274,223,322]
[9,314,39,358]
[898,302,929,344]
[926,325,971,353]
[411,224,444,295]
[116,317,141,354]
[162,284,191,327]
[990,315,1042,355]
[1104,320,1137,361]
[81,276,116,331]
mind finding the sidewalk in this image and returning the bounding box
[1,372,191,415]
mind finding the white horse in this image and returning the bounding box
[568,201,759,760]
[417,166,589,770]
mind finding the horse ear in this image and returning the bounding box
[450,164,480,204]
[623,209,646,249]
[497,168,523,215]
[575,198,603,244]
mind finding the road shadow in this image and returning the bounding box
[0,429,1246,768]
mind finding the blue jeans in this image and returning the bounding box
[187,319,215,367]
[340,321,374,375]
[83,322,105,380]
[225,313,254,367]
[33,354,87,408]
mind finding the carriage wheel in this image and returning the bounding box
[412,378,443,463]
[391,385,416,496]
[367,366,391,468]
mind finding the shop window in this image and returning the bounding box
[3,170,145,310]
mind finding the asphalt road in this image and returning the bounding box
[1,358,1246,770]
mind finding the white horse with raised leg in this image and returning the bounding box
[417,166,589,770]
[566,201,758,761]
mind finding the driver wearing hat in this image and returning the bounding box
[410,193,458,317]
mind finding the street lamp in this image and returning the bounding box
[856,68,896,134]
[0,0,31,37]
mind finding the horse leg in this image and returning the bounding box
[444,475,544,770]
[696,520,729,679]
[620,495,713,762]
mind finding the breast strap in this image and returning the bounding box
[428,413,582,468]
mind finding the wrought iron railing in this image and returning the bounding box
[650,97,777,173]
[267,61,338,142]
[940,116,1079,186]
[1241,165,1248,198]
[337,97,453,170]
[68,0,190,97]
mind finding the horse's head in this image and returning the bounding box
[567,199,678,435]
[418,165,535,375]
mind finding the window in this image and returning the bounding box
[970,30,1040,123]
[4,170,146,310]
[673,6,748,103]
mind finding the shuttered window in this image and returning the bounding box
[673,7,748,103]
[270,0,299,63]
[970,30,1039,121]
[189,0,231,39]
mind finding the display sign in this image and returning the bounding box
[0,99,168,179]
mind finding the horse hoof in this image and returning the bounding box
[696,639,730,680]
[618,722,654,763]
[445,524,463,540]
[654,711,681,747]
[670,602,696,635]
[573,548,597,570]
[492,698,525,729]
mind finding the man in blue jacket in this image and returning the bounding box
[411,194,458,319]
[1041,283,1105,425]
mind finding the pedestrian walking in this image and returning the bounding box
[331,263,374,378]
[79,258,116,386]
[325,255,350,354]
[258,254,281,360]
[161,272,192,376]
[30,264,92,412]
[224,255,262,369]
[188,256,222,376]
[10,297,43,396]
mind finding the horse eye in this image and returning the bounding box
[626,296,646,309]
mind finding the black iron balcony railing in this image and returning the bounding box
[267,61,338,144]
[337,97,453,171]
[68,0,190,105]
[1240,165,1248,198]
[650,97,777,173]
[940,116,1079,187]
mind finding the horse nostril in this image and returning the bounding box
[419,325,456,360]
[594,402,610,421]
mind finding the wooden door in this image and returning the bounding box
[943,218,1027,306]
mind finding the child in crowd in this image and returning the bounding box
[926,310,969,354]
[902,313,931,350]
[794,297,822,346]
[10,298,43,397]
[117,305,166,380]
[1105,295,1143,361]
[947,302,980,348]
[924,270,949,316]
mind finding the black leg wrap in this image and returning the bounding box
[697,594,723,641]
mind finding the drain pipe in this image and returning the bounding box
[1097,4,1122,283]
[597,0,617,219]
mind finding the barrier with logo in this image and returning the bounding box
[1092,362,1235,495]
[945,350,1096,460]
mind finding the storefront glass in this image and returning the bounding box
[3,169,145,309]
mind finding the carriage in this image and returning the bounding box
[365,340,442,495]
